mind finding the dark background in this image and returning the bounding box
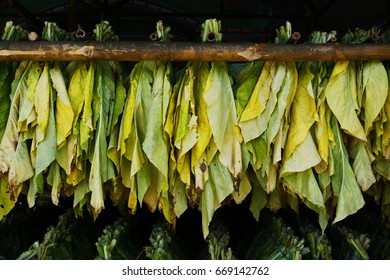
[1,0,389,42]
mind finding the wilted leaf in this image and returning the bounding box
[0,177,22,220]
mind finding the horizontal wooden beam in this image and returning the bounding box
[1,41,390,62]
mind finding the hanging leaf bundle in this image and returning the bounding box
[236,22,299,223]
[0,22,68,220]
[0,22,28,220]
[17,208,96,260]
[117,20,174,224]
[40,21,124,218]
[166,19,244,238]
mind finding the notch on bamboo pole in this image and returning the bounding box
[0,41,390,62]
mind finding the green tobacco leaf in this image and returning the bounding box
[172,176,188,218]
[107,124,120,172]
[362,60,388,134]
[136,159,151,207]
[246,134,268,171]
[325,61,366,141]
[249,176,267,222]
[383,184,390,220]
[0,64,10,140]
[235,61,264,117]
[73,179,90,212]
[331,117,365,223]
[374,155,390,179]
[0,63,7,91]
[267,183,287,212]
[199,155,234,238]
[204,62,242,180]
[89,62,116,214]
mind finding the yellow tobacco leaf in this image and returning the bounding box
[50,63,74,148]
[34,63,50,136]
[281,133,321,176]
[68,63,87,125]
[314,101,329,173]
[325,61,366,141]
[204,62,242,180]
[362,60,389,135]
[239,61,274,123]
[284,63,318,160]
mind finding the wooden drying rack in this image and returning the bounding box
[0,41,390,62]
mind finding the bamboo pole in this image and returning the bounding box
[0,41,390,62]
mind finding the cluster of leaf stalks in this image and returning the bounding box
[17,208,96,259]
